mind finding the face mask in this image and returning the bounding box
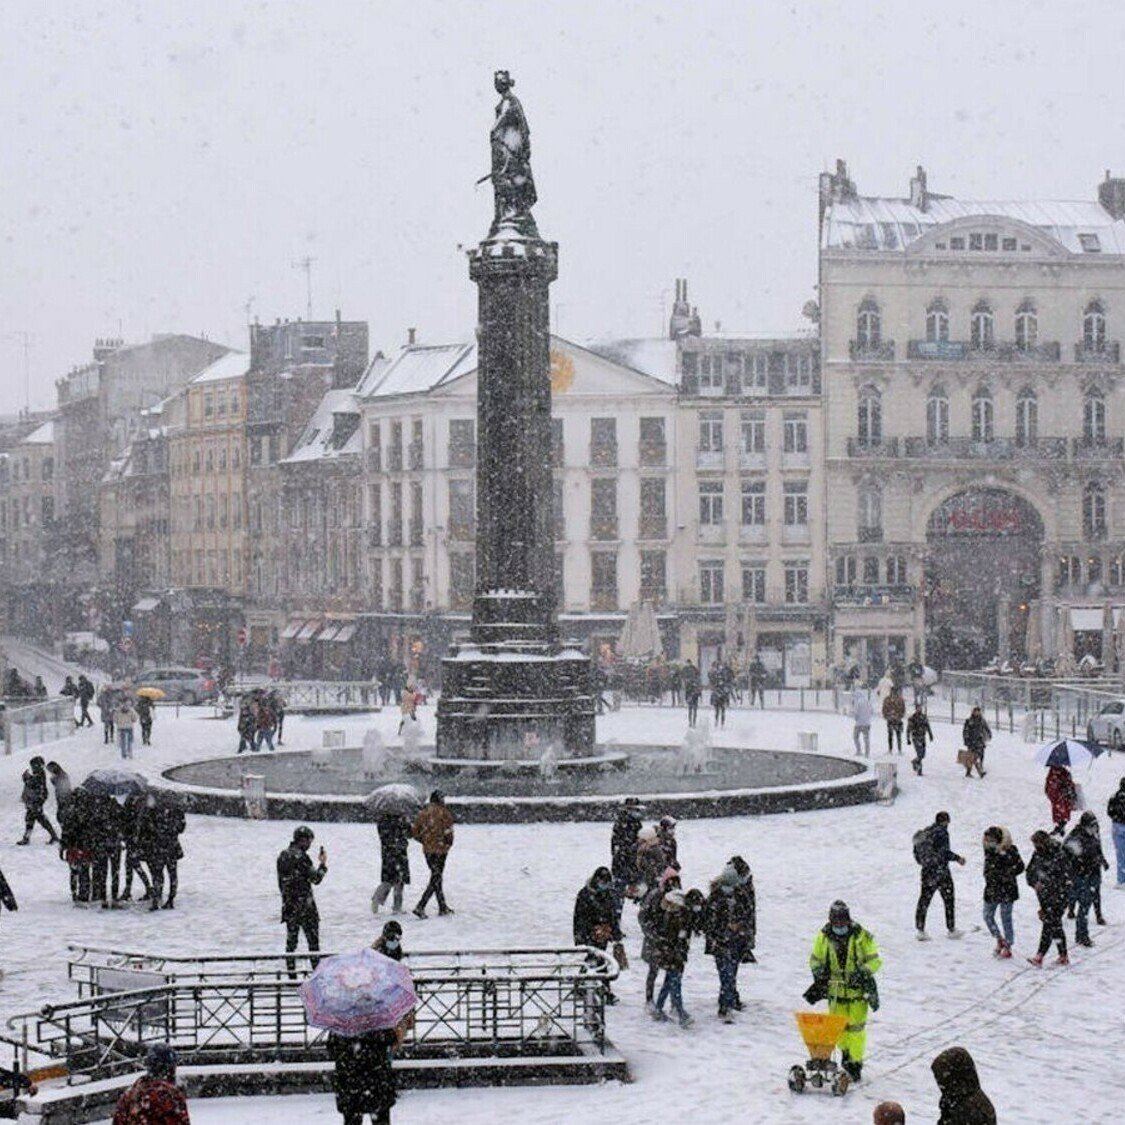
[385,939,400,951]
[831,925,849,936]
[721,884,735,896]
[692,906,702,914]
[596,882,611,893]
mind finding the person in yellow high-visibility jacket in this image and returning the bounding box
[805,900,881,1083]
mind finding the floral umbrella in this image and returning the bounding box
[299,949,417,1037]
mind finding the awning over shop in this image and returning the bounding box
[280,617,308,640]
[332,623,358,643]
[296,619,323,642]
[317,623,342,643]
[132,597,161,613]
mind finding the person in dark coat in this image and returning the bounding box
[704,856,756,1021]
[371,920,404,960]
[981,826,1024,957]
[1064,811,1109,947]
[76,675,95,728]
[269,690,287,745]
[60,676,78,700]
[914,811,966,939]
[656,816,679,871]
[59,788,94,903]
[609,798,644,926]
[0,866,17,924]
[371,813,411,914]
[652,889,694,1027]
[683,661,702,727]
[89,793,123,908]
[138,796,185,910]
[97,686,117,745]
[45,762,72,817]
[254,697,277,752]
[931,1045,997,1124]
[906,702,933,775]
[748,655,767,708]
[960,706,990,778]
[1026,830,1074,966]
[18,757,59,845]
[135,695,155,746]
[236,695,257,754]
[882,688,905,754]
[573,866,622,1003]
[638,869,680,1008]
[410,791,455,918]
[1108,776,1125,888]
[277,825,327,977]
[326,1027,399,1125]
[119,794,154,903]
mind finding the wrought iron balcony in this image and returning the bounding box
[833,583,916,606]
[849,340,895,361]
[1074,341,1121,363]
[1071,437,1125,459]
[908,339,1060,362]
[847,437,899,457]
[899,436,1069,460]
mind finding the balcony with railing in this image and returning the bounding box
[781,523,811,546]
[907,340,1061,362]
[833,583,916,606]
[739,450,767,471]
[847,437,899,458]
[849,340,895,361]
[1072,437,1125,459]
[738,523,767,545]
[852,435,1074,461]
[697,522,725,545]
[1074,341,1121,363]
[696,449,724,470]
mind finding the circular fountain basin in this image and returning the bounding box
[159,743,875,823]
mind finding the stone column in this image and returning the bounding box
[996,593,1011,664]
[1040,548,1057,657]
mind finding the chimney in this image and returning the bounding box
[407,327,417,347]
[1099,170,1125,221]
[669,277,693,339]
[819,158,857,222]
[910,165,929,211]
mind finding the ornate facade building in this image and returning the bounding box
[820,163,1125,675]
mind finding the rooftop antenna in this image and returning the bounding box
[241,295,256,322]
[292,257,316,320]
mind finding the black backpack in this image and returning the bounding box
[912,825,937,866]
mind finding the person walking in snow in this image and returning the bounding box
[804,900,881,1083]
[254,696,277,752]
[656,815,679,871]
[76,675,96,728]
[397,684,418,735]
[882,687,905,754]
[136,695,155,746]
[609,798,644,926]
[45,761,72,817]
[573,866,623,1005]
[97,686,117,744]
[961,706,990,778]
[748,654,767,708]
[683,660,702,727]
[1026,829,1074,967]
[371,812,411,915]
[114,698,137,759]
[931,1046,996,1124]
[1064,811,1109,947]
[277,826,328,977]
[411,791,454,918]
[651,888,695,1027]
[914,811,966,940]
[852,687,873,756]
[704,856,756,1021]
[638,869,679,1009]
[981,826,1024,958]
[17,756,59,846]
[1045,764,1078,836]
[906,702,933,775]
[1108,777,1125,888]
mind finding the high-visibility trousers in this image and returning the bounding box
[828,996,869,1063]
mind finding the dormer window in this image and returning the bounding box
[1079,234,1102,253]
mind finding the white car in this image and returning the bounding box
[1086,699,1125,749]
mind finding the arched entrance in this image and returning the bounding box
[925,488,1044,668]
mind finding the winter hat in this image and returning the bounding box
[729,855,751,882]
[637,826,659,845]
[718,862,741,888]
[658,867,681,891]
[828,900,851,926]
[293,825,315,842]
[1031,829,1051,849]
[873,1102,906,1125]
[659,815,677,830]
[30,756,44,767]
[591,866,612,885]
[430,790,445,804]
[382,921,403,940]
[145,1043,177,1078]
[1079,810,1098,828]
[935,811,950,826]
[663,889,686,909]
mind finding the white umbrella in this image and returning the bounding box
[637,602,663,661]
[365,783,423,817]
[617,602,643,660]
[1033,738,1104,769]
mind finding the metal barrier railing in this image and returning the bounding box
[1,698,77,756]
[226,681,383,711]
[5,945,617,1084]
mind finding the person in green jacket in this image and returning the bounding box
[805,900,881,1083]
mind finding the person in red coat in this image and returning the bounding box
[113,1044,190,1124]
[1045,765,1078,836]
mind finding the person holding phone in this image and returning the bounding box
[277,826,328,977]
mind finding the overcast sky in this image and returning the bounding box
[3,0,1125,412]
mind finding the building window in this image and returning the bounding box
[1111,556,1124,587]
[639,417,666,466]
[857,386,882,446]
[835,555,857,587]
[741,353,768,394]
[740,412,765,455]
[886,555,907,584]
[1084,300,1107,352]
[699,560,724,605]
[1015,300,1038,351]
[742,564,766,604]
[786,352,813,391]
[971,386,994,443]
[856,298,881,349]
[783,481,808,526]
[1016,388,1038,447]
[448,479,474,540]
[783,413,808,453]
[448,419,475,467]
[970,301,994,350]
[698,411,723,453]
[590,418,618,467]
[590,478,618,539]
[784,561,809,604]
[42,457,53,482]
[591,551,618,610]
[390,558,403,611]
[698,353,725,396]
[858,484,882,538]
[367,423,381,470]
[1084,481,1107,538]
[741,480,766,526]
[862,556,880,584]
[925,299,949,343]
[639,550,667,602]
[1058,554,1081,587]
[639,478,666,539]
[1084,390,1107,444]
[926,385,949,445]
[699,480,724,525]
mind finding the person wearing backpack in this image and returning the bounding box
[914,811,966,940]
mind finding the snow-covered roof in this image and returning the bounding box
[190,351,250,385]
[585,338,679,385]
[282,388,361,464]
[22,420,55,445]
[822,195,1125,254]
[358,343,476,400]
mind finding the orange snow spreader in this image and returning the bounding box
[787,1011,851,1096]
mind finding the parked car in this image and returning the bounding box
[135,667,218,705]
[1087,698,1125,749]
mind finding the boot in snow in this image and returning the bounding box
[998,939,1012,959]
[947,928,964,939]
[915,929,930,941]
[1053,953,1070,966]
[1027,953,1044,967]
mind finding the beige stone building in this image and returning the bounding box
[820,163,1125,674]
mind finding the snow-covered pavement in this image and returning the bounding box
[1,653,1123,1123]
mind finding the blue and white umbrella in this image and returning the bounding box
[1033,738,1104,769]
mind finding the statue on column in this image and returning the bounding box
[482,70,538,236]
